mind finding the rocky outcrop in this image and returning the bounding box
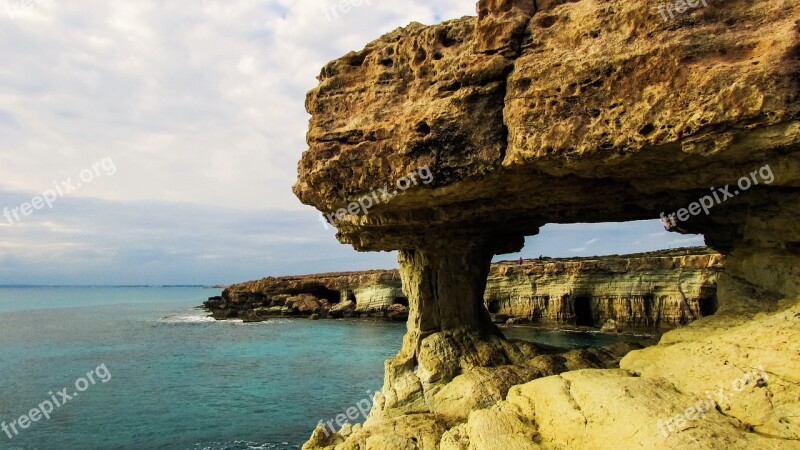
[486,248,723,329]
[204,248,722,330]
[292,0,800,447]
[204,270,408,322]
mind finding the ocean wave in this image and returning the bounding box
[159,312,218,324]
[231,318,293,326]
[159,312,293,326]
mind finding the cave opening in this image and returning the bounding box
[574,296,594,327]
[393,295,408,306]
[487,300,500,314]
[306,286,341,303]
[700,291,719,317]
[643,294,654,324]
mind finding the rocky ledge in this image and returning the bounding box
[204,247,723,330]
[485,247,723,330]
[291,0,800,448]
[204,269,408,322]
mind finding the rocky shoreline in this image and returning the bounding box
[203,247,723,332]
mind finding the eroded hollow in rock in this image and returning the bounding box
[573,296,593,327]
[392,295,409,307]
[304,286,341,304]
[699,291,719,317]
[342,289,356,303]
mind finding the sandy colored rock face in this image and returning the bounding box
[205,269,407,321]
[208,248,723,330]
[295,0,800,254]
[486,249,723,328]
[293,0,800,448]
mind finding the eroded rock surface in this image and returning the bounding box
[205,248,722,330]
[486,248,723,329]
[293,0,800,448]
[204,270,407,321]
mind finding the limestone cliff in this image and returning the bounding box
[292,0,800,448]
[204,270,407,321]
[205,247,722,330]
[486,248,723,329]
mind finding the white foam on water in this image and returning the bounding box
[159,311,217,324]
[230,318,292,326]
[160,311,294,326]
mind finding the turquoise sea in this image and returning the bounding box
[0,287,650,449]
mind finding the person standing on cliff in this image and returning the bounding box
[519,257,523,265]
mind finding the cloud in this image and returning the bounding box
[0,0,475,283]
[0,186,400,284]
[0,1,707,284]
[0,0,474,211]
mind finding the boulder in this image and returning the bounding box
[329,300,356,318]
[386,304,409,322]
[288,294,322,314]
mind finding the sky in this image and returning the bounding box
[0,0,703,285]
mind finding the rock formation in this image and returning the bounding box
[485,248,723,329]
[292,0,800,447]
[207,248,723,331]
[204,270,409,321]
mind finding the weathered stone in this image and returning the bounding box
[386,304,409,322]
[206,248,721,328]
[485,249,724,329]
[287,294,322,314]
[292,0,800,447]
[330,300,357,318]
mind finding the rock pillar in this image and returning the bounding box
[398,241,500,339]
[371,236,530,417]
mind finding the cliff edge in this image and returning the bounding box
[293,0,800,448]
[207,248,724,331]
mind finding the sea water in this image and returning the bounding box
[0,287,650,449]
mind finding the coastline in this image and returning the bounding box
[202,247,722,334]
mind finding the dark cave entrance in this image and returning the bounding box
[487,300,500,314]
[393,295,408,306]
[643,294,654,325]
[306,286,341,303]
[574,296,594,327]
[700,290,719,317]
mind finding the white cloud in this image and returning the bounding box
[0,2,709,284]
[0,0,474,211]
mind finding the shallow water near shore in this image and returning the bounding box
[0,287,652,449]
[501,324,659,348]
